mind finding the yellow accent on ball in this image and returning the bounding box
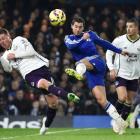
[49,9,66,26]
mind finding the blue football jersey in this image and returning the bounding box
[64,31,122,61]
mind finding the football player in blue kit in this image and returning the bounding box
[64,16,128,134]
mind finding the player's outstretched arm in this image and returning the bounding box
[89,31,122,54]
[64,35,85,49]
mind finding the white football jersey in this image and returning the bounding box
[106,34,140,80]
[0,36,49,79]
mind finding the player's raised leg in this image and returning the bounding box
[37,79,79,103]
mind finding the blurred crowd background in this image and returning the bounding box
[0,0,140,116]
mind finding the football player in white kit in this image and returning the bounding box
[0,28,79,135]
[106,18,140,133]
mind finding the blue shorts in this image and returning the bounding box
[84,56,106,89]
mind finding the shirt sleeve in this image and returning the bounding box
[12,37,36,58]
[64,35,85,49]
[106,50,115,70]
[106,37,121,70]
[0,51,12,72]
[89,31,122,54]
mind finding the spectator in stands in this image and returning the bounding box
[31,100,39,116]
[13,89,32,115]
[115,19,126,37]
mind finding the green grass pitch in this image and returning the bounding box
[0,128,140,140]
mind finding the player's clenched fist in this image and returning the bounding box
[82,33,90,40]
[7,53,15,60]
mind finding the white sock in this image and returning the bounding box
[106,103,122,121]
[76,62,86,75]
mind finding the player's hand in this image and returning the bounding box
[121,50,129,56]
[82,33,90,40]
[7,53,15,60]
[110,69,117,81]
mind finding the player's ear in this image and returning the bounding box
[71,23,74,29]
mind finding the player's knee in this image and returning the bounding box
[96,97,106,107]
[118,95,127,102]
[125,99,132,104]
[37,79,53,90]
[86,64,93,70]
[46,95,59,109]
[48,104,58,109]
[80,59,93,70]
[48,100,59,109]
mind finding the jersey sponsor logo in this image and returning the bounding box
[127,54,138,62]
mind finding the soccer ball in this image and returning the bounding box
[49,9,66,26]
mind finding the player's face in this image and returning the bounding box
[0,34,12,50]
[126,22,138,36]
[71,22,84,35]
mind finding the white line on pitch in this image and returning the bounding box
[0,128,95,140]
